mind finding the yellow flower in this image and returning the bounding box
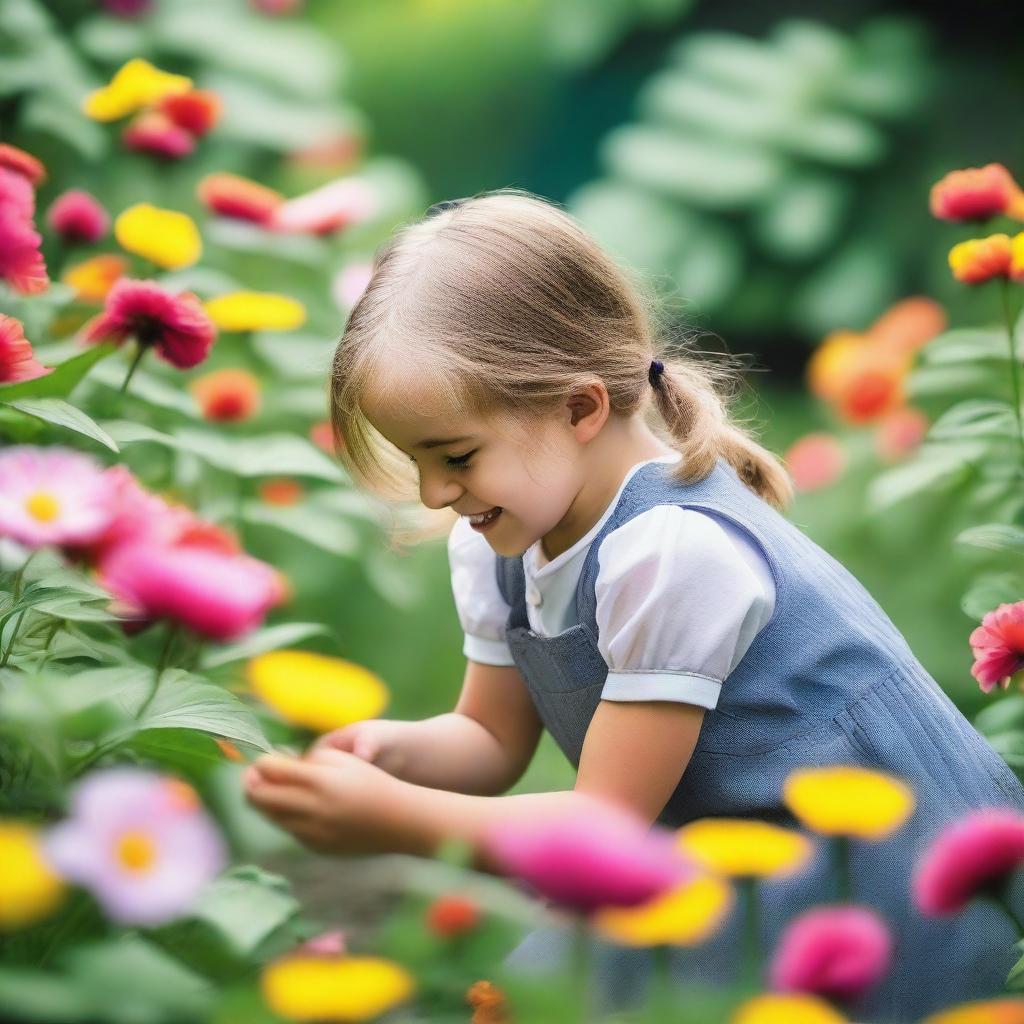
[676,818,813,878]
[593,875,732,947]
[0,822,66,930]
[732,993,847,1024]
[62,254,128,303]
[261,955,415,1022]
[247,650,389,733]
[923,998,1024,1024]
[203,291,307,332]
[83,58,192,122]
[783,766,915,841]
[115,204,202,270]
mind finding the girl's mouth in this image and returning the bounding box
[467,507,502,531]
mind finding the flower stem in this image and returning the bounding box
[0,607,29,668]
[571,917,592,1024]
[646,944,675,1019]
[999,279,1024,470]
[137,621,181,720]
[993,892,1024,937]
[120,343,147,394]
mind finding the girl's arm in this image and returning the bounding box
[245,698,704,861]
[310,659,544,796]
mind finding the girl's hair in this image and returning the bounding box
[329,187,793,550]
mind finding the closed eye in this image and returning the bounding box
[407,451,476,470]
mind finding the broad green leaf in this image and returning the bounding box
[975,696,1024,739]
[242,500,359,555]
[100,419,182,450]
[955,524,1024,557]
[907,363,1006,398]
[2,397,119,451]
[30,593,116,622]
[986,732,1024,778]
[251,332,335,380]
[777,111,885,167]
[201,622,330,670]
[928,400,1018,442]
[205,218,329,268]
[962,573,1024,622]
[671,32,806,99]
[752,175,850,261]
[0,342,116,401]
[866,442,987,511]
[87,360,200,416]
[174,429,345,482]
[921,327,1024,366]
[125,728,229,777]
[0,968,92,1023]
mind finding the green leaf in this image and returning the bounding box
[921,327,1024,366]
[251,332,336,380]
[866,442,987,511]
[955,524,1024,557]
[1,398,119,451]
[928,400,1018,442]
[975,696,1024,739]
[174,429,345,482]
[87,360,200,416]
[125,728,229,777]
[1007,940,1024,991]
[986,732,1024,778]
[0,967,92,1023]
[962,573,1024,622]
[907,363,1007,398]
[0,342,116,401]
[752,175,850,261]
[242,500,359,556]
[201,622,330,670]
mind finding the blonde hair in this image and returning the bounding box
[329,188,793,550]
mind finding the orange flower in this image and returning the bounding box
[258,478,304,506]
[948,234,1013,284]
[190,368,261,422]
[923,997,1024,1024]
[466,980,510,1024]
[310,420,343,455]
[930,164,1019,223]
[214,738,245,762]
[806,330,865,402]
[0,143,46,186]
[62,254,128,303]
[197,172,284,226]
[867,297,947,355]
[834,357,907,425]
[426,894,480,937]
[159,90,221,136]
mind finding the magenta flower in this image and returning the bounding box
[100,535,282,641]
[769,905,892,1001]
[482,797,693,915]
[82,278,216,370]
[970,602,1024,692]
[43,768,226,926]
[0,314,52,384]
[270,176,377,236]
[0,167,48,295]
[122,111,196,160]
[46,189,109,245]
[914,809,1024,916]
[0,447,116,548]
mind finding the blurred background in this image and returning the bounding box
[4,0,1022,796]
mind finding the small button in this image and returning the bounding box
[526,585,543,607]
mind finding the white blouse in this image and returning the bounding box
[447,455,777,710]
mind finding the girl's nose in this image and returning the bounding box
[419,475,463,511]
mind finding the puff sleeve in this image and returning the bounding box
[594,506,775,709]
[447,515,515,666]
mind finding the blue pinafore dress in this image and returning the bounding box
[495,457,1024,1022]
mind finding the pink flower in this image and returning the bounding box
[102,0,153,16]
[82,278,216,370]
[46,189,109,245]
[930,164,1019,223]
[0,315,52,384]
[875,407,929,463]
[769,905,892,1001]
[0,447,116,548]
[331,262,373,310]
[482,797,693,915]
[100,535,282,641]
[122,110,196,160]
[783,433,847,493]
[270,176,377,236]
[0,167,48,295]
[970,602,1024,693]
[43,768,226,926]
[297,929,347,956]
[0,143,46,187]
[914,809,1024,916]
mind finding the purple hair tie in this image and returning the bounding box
[648,359,665,387]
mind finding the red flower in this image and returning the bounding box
[122,111,195,160]
[197,172,283,226]
[258,478,304,506]
[46,189,110,245]
[970,601,1024,693]
[82,278,216,369]
[159,90,221,136]
[769,905,892,1000]
[0,315,52,384]
[0,168,48,295]
[426,894,480,937]
[0,143,46,187]
[913,809,1024,915]
[190,368,261,422]
[930,164,1019,223]
[310,420,343,455]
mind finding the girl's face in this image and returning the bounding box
[362,399,587,558]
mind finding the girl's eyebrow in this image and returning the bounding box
[417,435,474,449]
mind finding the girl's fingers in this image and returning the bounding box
[245,778,320,817]
[251,754,321,788]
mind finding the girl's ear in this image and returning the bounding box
[566,382,610,443]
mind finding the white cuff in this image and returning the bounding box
[601,670,722,710]
[463,634,516,667]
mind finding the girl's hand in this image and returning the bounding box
[243,748,410,856]
[305,719,411,777]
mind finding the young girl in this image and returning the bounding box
[244,189,1024,1021]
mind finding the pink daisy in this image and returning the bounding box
[970,602,1024,693]
[46,189,110,245]
[82,278,216,370]
[0,314,52,384]
[914,809,1024,916]
[0,167,49,295]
